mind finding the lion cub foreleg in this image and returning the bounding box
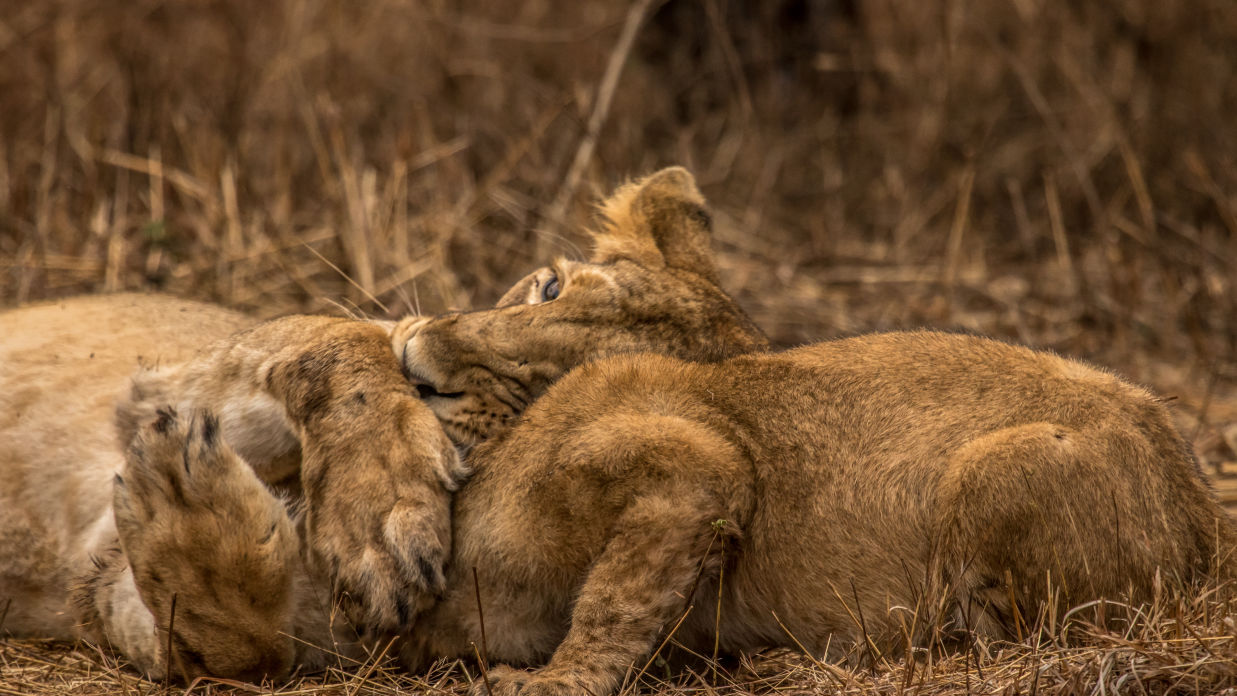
[74,545,165,678]
[467,414,755,696]
[481,489,738,696]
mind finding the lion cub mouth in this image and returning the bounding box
[404,368,465,401]
[399,344,465,400]
[413,382,465,400]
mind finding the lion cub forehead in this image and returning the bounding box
[560,261,621,291]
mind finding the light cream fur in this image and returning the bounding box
[1,294,461,679]
[0,294,252,663]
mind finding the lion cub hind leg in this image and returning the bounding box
[934,421,1221,639]
[111,407,301,683]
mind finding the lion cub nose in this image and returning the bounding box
[394,319,451,394]
[391,316,432,354]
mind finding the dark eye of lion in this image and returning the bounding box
[541,274,560,302]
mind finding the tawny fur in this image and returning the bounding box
[398,168,1237,696]
[3,168,1232,696]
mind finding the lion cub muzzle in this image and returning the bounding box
[393,317,464,400]
[392,314,529,446]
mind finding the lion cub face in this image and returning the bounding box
[392,167,768,445]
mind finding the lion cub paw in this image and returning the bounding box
[472,665,532,696]
[472,665,592,696]
[114,407,298,681]
[299,396,461,635]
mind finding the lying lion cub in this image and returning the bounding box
[95,168,1235,693]
[1,293,464,677]
[389,170,1237,695]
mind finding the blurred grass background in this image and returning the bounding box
[1,0,1235,469]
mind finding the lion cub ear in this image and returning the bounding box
[591,167,719,283]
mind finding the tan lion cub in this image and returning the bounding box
[0,293,464,679]
[110,168,1234,694]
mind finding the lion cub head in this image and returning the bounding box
[393,167,768,445]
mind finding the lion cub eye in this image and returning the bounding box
[541,274,560,302]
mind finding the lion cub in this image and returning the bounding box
[0,292,462,679]
[390,169,1237,696]
[108,168,1234,696]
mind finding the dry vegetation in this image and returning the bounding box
[6,593,1237,695]
[2,0,1237,693]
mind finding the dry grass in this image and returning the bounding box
[2,0,1237,693]
[6,591,1237,695]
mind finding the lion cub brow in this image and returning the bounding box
[563,264,620,291]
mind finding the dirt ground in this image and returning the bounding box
[2,0,1236,693]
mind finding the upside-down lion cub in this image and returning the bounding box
[5,168,1234,696]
